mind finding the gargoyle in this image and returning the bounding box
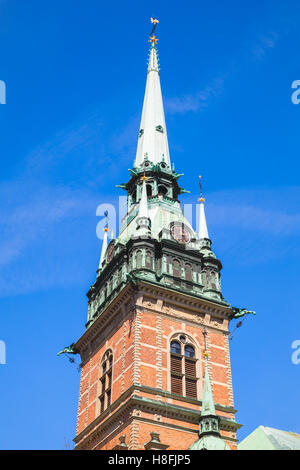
[57,343,78,356]
[126,272,139,288]
[230,307,256,320]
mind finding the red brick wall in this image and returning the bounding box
[75,301,236,449]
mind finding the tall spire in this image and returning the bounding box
[135,18,171,168]
[198,176,209,240]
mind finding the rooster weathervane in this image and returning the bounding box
[149,17,159,44]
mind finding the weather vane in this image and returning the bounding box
[149,17,159,44]
[104,210,109,232]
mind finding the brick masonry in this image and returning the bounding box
[74,282,240,450]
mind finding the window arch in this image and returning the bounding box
[158,185,168,196]
[170,340,181,354]
[136,250,142,269]
[145,251,152,269]
[185,263,193,282]
[185,344,195,358]
[170,335,198,399]
[99,350,113,414]
[210,271,217,290]
[172,259,181,278]
[146,184,152,197]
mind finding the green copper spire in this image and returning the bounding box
[201,356,216,417]
[189,352,230,450]
[135,18,171,168]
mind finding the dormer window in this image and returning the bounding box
[138,129,144,138]
[155,125,164,133]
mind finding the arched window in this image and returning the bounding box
[185,263,193,282]
[172,259,181,278]
[211,271,217,290]
[185,345,195,358]
[131,189,137,204]
[136,250,142,269]
[158,185,168,196]
[99,350,113,414]
[171,340,181,354]
[146,184,152,197]
[170,336,198,399]
[146,251,152,269]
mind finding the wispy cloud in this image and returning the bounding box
[165,29,280,116]
[0,109,140,295]
[252,32,279,61]
[0,184,97,267]
[166,77,226,115]
[204,187,300,266]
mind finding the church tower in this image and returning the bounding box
[73,22,241,450]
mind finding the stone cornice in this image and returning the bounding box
[137,280,231,317]
[76,279,233,361]
[76,283,133,354]
[73,384,240,448]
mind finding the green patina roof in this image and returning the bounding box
[190,435,230,451]
[238,426,300,450]
[118,198,196,244]
[201,359,216,417]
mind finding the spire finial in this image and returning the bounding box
[149,17,159,44]
[198,175,205,203]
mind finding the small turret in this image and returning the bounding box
[135,176,151,237]
[198,175,210,243]
[98,212,109,271]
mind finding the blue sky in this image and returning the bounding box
[0,0,300,449]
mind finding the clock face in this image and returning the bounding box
[106,243,115,263]
[170,222,192,244]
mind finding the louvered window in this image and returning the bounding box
[99,350,113,414]
[170,339,198,399]
[171,374,183,395]
[185,358,196,376]
[186,378,197,398]
[171,354,182,373]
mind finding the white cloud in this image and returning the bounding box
[166,77,225,115]
[252,32,279,61]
